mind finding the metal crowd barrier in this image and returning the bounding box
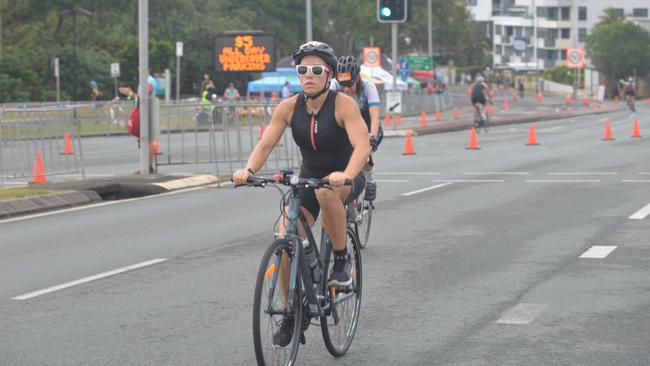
[0,107,83,187]
[158,100,300,177]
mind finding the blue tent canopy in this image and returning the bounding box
[247,68,302,94]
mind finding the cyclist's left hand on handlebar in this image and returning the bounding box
[327,171,349,187]
[232,169,252,184]
[369,135,379,152]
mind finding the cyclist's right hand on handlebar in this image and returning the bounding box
[232,168,252,184]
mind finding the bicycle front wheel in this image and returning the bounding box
[321,228,362,357]
[253,239,303,366]
[356,200,373,249]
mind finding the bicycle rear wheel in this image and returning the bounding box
[321,229,362,357]
[253,239,303,366]
[356,199,373,249]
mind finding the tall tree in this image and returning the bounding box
[587,17,650,95]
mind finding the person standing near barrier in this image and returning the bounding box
[233,41,370,344]
[90,81,103,101]
[281,81,293,99]
[224,82,240,117]
[330,55,381,201]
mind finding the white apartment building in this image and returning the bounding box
[467,0,650,70]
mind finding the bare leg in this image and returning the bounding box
[316,186,351,251]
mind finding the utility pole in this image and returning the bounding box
[532,0,538,93]
[427,0,432,58]
[306,0,313,41]
[138,0,150,175]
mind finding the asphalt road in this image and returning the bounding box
[2,105,650,365]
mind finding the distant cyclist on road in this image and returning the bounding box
[623,77,636,112]
[330,55,382,201]
[232,41,370,346]
[469,75,491,126]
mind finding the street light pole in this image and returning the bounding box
[427,0,432,58]
[533,0,538,93]
[138,0,150,175]
[306,0,313,41]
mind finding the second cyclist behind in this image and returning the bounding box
[469,75,491,126]
[330,55,382,201]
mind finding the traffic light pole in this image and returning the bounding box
[391,23,397,93]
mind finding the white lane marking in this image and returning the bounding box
[431,179,506,183]
[12,258,169,300]
[377,172,441,175]
[548,172,617,176]
[629,202,650,219]
[402,183,452,197]
[496,303,547,325]
[639,172,650,175]
[525,180,601,183]
[462,172,529,175]
[579,246,617,259]
[0,186,208,225]
[375,179,409,183]
[622,180,650,183]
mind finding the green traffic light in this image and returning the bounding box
[381,7,392,17]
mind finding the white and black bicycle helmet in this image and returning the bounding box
[293,41,338,73]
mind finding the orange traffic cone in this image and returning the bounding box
[614,96,618,104]
[32,150,46,184]
[402,131,416,155]
[258,122,265,140]
[536,93,543,103]
[453,107,459,120]
[503,99,509,110]
[602,120,615,141]
[396,114,402,126]
[582,97,589,105]
[512,93,518,101]
[61,132,73,155]
[385,114,391,126]
[526,124,539,146]
[486,105,494,115]
[466,128,480,150]
[420,111,427,128]
[632,119,641,138]
[435,110,441,122]
[646,98,650,105]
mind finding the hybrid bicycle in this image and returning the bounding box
[240,170,362,366]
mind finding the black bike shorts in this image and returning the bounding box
[471,93,486,105]
[624,90,635,97]
[296,170,366,221]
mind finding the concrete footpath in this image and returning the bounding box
[0,100,625,219]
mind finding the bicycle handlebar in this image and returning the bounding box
[235,175,352,189]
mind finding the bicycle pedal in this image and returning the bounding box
[300,331,306,345]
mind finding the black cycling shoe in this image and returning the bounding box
[272,317,294,347]
[364,180,377,201]
[328,253,352,288]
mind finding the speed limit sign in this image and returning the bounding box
[566,48,584,69]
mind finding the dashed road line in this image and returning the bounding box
[525,179,601,183]
[629,202,650,220]
[548,172,617,176]
[12,258,169,300]
[402,183,452,197]
[377,172,441,175]
[462,172,529,175]
[621,180,650,183]
[432,179,506,183]
[376,179,409,183]
[496,303,547,325]
[579,246,617,259]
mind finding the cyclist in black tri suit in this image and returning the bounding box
[331,55,382,201]
[233,41,370,346]
[469,75,491,125]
